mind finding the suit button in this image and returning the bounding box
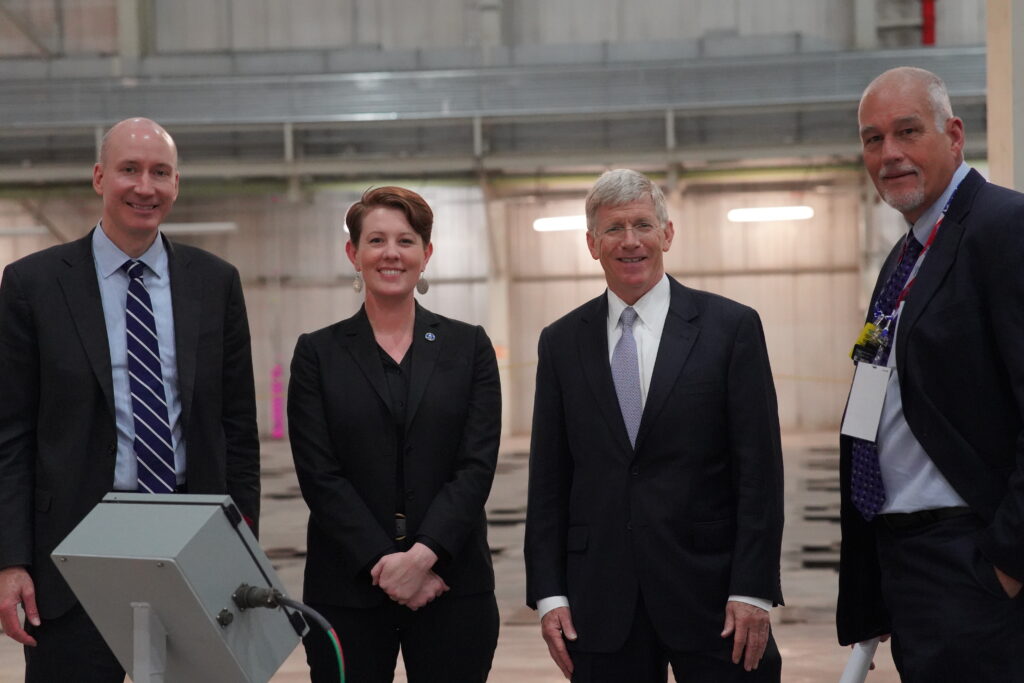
[626,522,632,531]
[406,491,415,501]
[630,466,639,476]
[107,444,116,456]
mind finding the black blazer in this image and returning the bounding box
[288,304,500,607]
[838,169,1024,644]
[525,276,784,653]
[0,230,260,619]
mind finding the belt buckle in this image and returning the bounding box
[394,513,407,541]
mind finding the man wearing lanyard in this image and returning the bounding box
[837,66,1024,681]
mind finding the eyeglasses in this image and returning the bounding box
[595,223,660,241]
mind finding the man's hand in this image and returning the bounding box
[0,567,39,646]
[540,606,577,679]
[370,543,438,605]
[721,600,770,672]
[995,566,1022,599]
[849,634,890,671]
[403,571,449,611]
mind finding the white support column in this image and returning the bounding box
[665,109,676,151]
[477,0,503,47]
[473,116,485,159]
[853,0,879,49]
[480,175,512,437]
[117,0,143,60]
[987,0,1024,189]
[283,122,301,201]
[94,125,105,163]
[130,602,167,683]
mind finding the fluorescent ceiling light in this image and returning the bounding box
[533,215,587,232]
[727,206,814,223]
[0,225,49,236]
[161,222,238,235]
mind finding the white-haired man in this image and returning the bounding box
[526,169,784,682]
[838,67,1024,681]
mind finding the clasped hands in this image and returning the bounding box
[371,542,448,611]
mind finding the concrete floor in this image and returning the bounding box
[0,432,900,682]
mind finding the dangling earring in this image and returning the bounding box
[352,272,363,293]
[416,274,429,295]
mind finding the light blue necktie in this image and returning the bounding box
[611,306,643,448]
[123,260,176,493]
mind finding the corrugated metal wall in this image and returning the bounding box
[0,0,988,57]
[0,0,986,435]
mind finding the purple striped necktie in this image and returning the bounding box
[123,260,176,493]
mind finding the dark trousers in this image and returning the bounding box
[24,603,125,683]
[304,591,499,683]
[876,513,1024,683]
[569,596,781,683]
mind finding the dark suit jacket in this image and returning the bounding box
[838,169,1024,644]
[525,276,784,653]
[287,304,500,607]
[0,230,260,620]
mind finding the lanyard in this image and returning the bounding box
[892,215,942,308]
[875,188,956,318]
[852,186,959,365]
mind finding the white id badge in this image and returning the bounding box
[840,363,892,441]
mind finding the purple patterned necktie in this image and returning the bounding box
[611,306,643,448]
[850,233,925,520]
[124,260,176,493]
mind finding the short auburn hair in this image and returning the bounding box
[345,186,433,246]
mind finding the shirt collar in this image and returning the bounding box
[909,161,970,244]
[606,274,670,328]
[92,222,168,281]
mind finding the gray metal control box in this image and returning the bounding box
[52,493,300,683]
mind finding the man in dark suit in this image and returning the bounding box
[525,169,784,682]
[0,117,260,683]
[837,67,1024,682]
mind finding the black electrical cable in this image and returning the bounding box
[232,585,345,683]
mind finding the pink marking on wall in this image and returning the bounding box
[270,363,285,439]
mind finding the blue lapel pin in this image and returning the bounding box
[425,332,436,342]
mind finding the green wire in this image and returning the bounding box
[328,629,346,683]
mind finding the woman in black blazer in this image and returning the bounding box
[288,186,501,682]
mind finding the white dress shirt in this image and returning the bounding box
[538,275,770,619]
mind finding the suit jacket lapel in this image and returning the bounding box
[578,294,634,454]
[635,277,700,451]
[167,237,201,430]
[895,169,981,367]
[405,304,441,434]
[336,306,392,412]
[57,232,116,419]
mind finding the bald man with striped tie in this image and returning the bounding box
[0,117,260,683]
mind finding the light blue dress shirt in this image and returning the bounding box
[877,162,970,513]
[92,225,185,490]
